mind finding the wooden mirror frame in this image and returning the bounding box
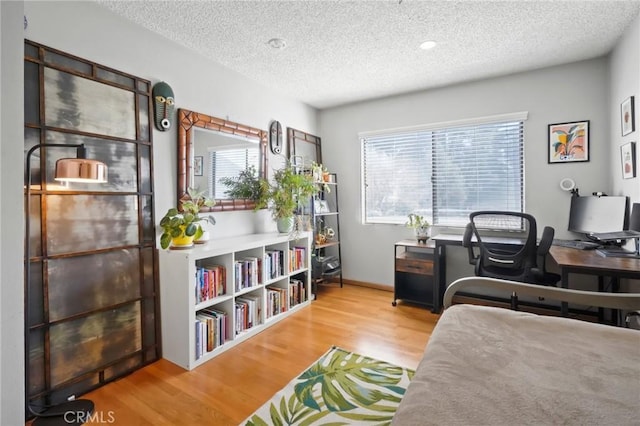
[178,109,268,212]
[287,127,322,165]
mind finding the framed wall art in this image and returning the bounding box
[621,141,636,179]
[194,156,203,176]
[548,120,589,164]
[314,199,330,213]
[621,96,635,136]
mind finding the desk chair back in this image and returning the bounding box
[463,211,559,286]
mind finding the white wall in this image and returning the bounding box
[1,0,317,420]
[319,59,611,287]
[610,13,640,205]
[609,13,640,292]
[1,2,26,425]
[23,0,318,239]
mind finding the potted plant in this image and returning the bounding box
[310,161,331,193]
[159,188,216,249]
[259,164,320,233]
[218,165,269,204]
[406,213,431,243]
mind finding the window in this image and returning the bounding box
[361,112,527,229]
[209,148,260,199]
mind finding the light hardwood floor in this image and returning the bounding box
[72,285,439,425]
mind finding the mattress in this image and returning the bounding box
[393,304,640,425]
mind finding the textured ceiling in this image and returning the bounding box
[96,0,640,109]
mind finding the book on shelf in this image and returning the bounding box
[194,319,202,359]
[235,295,262,334]
[289,246,307,272]
[234,257,260,291]
[195,264,226,304]
[266,286,288,318]
[196,313,216,353]
[289,278,306,306]
[264,250,285,281]
[196,307,228,354]
[195,316,210,359]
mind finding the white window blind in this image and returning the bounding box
[361,114,525,228]
[210,148,260,199]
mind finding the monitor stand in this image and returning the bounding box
[595,238,640,258]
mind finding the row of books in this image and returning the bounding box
[289,246,307,272]
[266,278,310,317]
[195,264,226,304]
[235,295,261,335]
[198,248,304,299]
[266,286,288,318]
[197,279,308,357]
[234,257,260,291]
[289,278,307,307]
[263,250,285,281]
[195,308,228,360]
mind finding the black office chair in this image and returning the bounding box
[462,211,560,286]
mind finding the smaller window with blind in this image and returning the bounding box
[360,112,527,229]
[209,148,260,199]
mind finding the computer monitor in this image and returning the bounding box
[568,195,628,234]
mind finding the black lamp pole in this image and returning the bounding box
[25,143,95,425]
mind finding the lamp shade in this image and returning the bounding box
[54,158,108,183]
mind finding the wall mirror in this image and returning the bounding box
[178,109,267,211]
[287,127,322,167]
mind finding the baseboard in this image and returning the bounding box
[340,279,393,292]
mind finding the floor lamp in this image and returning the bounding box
[25,143,107,425]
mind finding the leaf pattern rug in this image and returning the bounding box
[243,346,415,425]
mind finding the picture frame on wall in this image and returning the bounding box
[194,156,203,176]
[621,96,635,136]
[621,141,636,179]
[548,120,590,164]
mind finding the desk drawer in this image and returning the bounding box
[396,258,433,275]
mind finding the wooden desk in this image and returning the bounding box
[549,246,640,319]
[432,234,640,320]
[549,246,640,282]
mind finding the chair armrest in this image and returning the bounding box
[537,226,554,255]
[462,223,477,265]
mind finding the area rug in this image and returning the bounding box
[243,346,415,425]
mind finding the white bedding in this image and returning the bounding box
[393,304,640,425]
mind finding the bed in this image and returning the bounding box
[393,277,640,425]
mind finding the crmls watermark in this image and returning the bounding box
[63,410,116,424]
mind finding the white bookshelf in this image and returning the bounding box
[159,232,312,370]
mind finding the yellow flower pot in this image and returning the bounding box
[171,225,195,249]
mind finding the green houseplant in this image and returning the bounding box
[159,188,216,249]
[259,164,319,233]
[406,213,431,242]
[218,165,269,204]
[310,161,331,193]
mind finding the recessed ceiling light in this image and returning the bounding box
[419,40,437,50]
[267,38,287,50]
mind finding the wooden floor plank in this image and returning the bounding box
[33,284,439,425]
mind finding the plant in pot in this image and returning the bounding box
[258,164,319,233]
[218,165,269,205]
[159,188,216,249]
[406,213,431,243]
[310,161,331,193]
